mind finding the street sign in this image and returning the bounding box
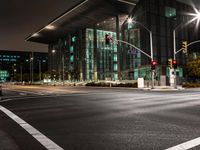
[128,48,138,55]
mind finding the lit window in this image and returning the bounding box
[70,46,74,53]
[72,36,76,42]
[70,55,74,62]
[114,64,118,71]
[113,54,117,61]
[165,7,176,18]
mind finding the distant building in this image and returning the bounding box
[0,50,48,82]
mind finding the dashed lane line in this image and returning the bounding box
[0,105,64,150]
[165,137,200,150]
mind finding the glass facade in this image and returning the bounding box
[86,29,94,80]
[47,0,198,84]
[96,29,117,80]
[119,0,196,83]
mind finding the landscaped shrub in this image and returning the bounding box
[182,83,200,88]
[85,82,138,88]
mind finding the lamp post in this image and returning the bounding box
[20,63,23,83]
[37,60,41,84]
[127,17,154,88]
[30,56,34,84]
[173,10,200,88]
[52,49,56,85]
[62,56,65,85]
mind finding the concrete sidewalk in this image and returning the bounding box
[141,86,185,91]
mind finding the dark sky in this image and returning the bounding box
[0,0,80,52]
[0,0,199,52]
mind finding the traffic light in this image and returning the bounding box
[182,41,188,54]
[172,59,177,69]
[168,59,172,69]
[151,60,157,70]
[105,34,110,45]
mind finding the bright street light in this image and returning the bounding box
[52,49,56,53]
[127,17,133,24]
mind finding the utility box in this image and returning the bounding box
[138,78,144,88]
[169,69,175,87]
[160,75,166,86]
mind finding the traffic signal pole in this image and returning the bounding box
[150,31,155,89]
[173,30,177,88]
[111,39,155,89]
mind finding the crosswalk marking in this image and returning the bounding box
[0,105,64,150]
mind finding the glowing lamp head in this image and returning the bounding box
[197,11,200,20]
[52,49,56,53]
[127,17,133,24]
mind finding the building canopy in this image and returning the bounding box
[26,0,138,44]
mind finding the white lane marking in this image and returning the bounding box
[165,137,200,150]
[19,93,27,96]
[5,88,44,95]
[0,105,64,150]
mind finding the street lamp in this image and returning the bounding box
[20,63,23,83]
[127,17,154,88]
[173,10,200,88]
[52,49,56,53]
[30,56,34,84]
[37,60,41,84]
[52,49,56,85]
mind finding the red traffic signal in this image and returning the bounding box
[172,60,177,69]
[105,34,110,45]
[105,34,113,45]
[151,60,157,70]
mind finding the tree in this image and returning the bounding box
[186,56,200,81]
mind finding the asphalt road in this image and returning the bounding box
[0,86,200,150]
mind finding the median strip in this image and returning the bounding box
[0,105,64,150]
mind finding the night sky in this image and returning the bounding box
[0,0,199,53]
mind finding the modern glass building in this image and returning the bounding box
[26,0,200,84]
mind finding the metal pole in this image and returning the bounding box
[39,60,41,83]
[150,31,154,89]
[32,52,34,84]
[29,54,31,84]
[20,64,23,83]
[173,29,177,88]
[62,56,64,85]
[173,30,176,60]
[150,31,153,60]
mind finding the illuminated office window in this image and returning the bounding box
[165,6,176,18]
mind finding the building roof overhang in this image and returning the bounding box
[26,0,138,44]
